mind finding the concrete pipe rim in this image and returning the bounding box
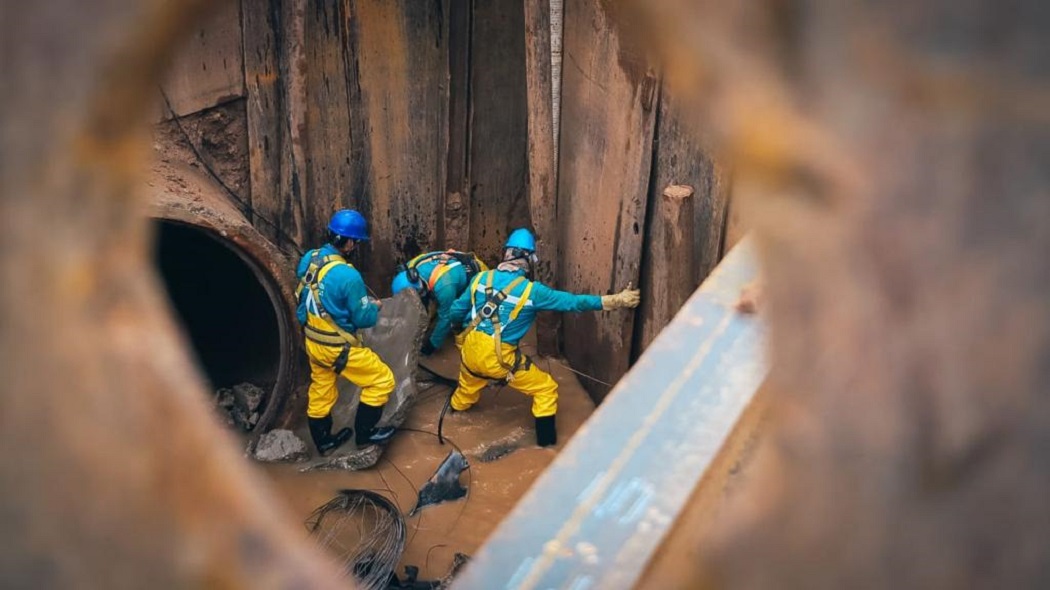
[150,212,300,435]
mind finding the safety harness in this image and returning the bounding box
[403,250,484,295]
[295,250,363,373]
[461,271,535,377]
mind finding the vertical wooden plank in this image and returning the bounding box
[468,0,529,265]
[648,91,728,284]
[704,163,731,277]
[348,0,448,289]
[161,1,245,117]
[302,0,355,243]
[558,0,658,401]
[280,0,309,246]
[633,88,728,357]
[443,0,472,250]
[242,0,283,245]
[642,88,726,312]
[721,181,748,257]
[636,185,695,352]
[524,0,561,355]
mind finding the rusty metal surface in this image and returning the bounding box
[456,239,766,590]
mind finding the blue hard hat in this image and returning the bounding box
[505,228,536,252]
[391,270,421,295]
[328,209,370,241]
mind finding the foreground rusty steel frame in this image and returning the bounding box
[2,0,1047,588]
[0,1,343,587]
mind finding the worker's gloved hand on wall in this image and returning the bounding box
[420,341,436,356]
[601,284,641,310]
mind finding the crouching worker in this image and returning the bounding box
[296,209,396,456]
[448,228,640,447]
[390,250,489,356]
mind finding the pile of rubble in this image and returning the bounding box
[214,382,266,431]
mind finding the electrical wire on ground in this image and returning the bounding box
[304,489,406,590]
[517,343,615,388]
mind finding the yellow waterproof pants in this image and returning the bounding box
[451,330,558,418]
[304,335,395,418]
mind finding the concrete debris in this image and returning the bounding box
[467,426,531,463]
[438,553,470,589]
[306,291,428,471]
[252,429,310,463]
[303,444,383,472]
[410,450,469,515]
[215,382,266,432]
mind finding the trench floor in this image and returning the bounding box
[259,340,597,582]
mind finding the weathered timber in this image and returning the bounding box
[651,90,728,284]
[524,0,561,355]
[347,0,448,288]
[302,0,356,242]
[636,184,696,352]
[241,0,285,245]
[281,0,309,246]
[558,0,659,400]
[468,0,530,265]
[443,0,473,249]
[160,1,245,117]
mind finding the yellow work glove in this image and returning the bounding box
[601,283,641,310]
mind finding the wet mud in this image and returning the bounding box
[259,335,596,580]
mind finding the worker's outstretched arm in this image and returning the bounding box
[529,282,604,312]
[600,284,641,310]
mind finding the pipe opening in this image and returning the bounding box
[153,220,281,393]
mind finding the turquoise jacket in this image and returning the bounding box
[449,268,603,346]
[296,244,379,332]
[413,253,472,350]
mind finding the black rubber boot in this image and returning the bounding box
[354,402,396,446]
[535,415,557,447]
[308,415,353,456]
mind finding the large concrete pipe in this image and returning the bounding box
[149,159,301,431]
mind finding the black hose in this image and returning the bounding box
[417,361,458,446]
[436,391,453,446]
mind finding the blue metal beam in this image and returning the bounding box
[454,238,767,590]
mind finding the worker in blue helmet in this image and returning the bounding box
[448,228,640,447]
[391,250,489,356]
[295,209,396,456]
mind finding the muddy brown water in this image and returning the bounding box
[259,342,597,582]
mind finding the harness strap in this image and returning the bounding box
[465,274,527,332]
[509,282,534,321]
[427,259,459,290]
[303,325,347,346]
[297,250,363,348]
[461,272,530,371]
[295,253,344,299]
[461,348,533,384]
